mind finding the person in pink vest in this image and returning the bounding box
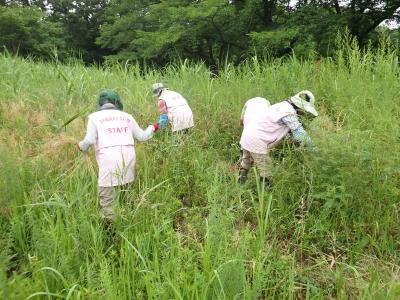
[77,89,159,222]
[239,91,318,188]
[152,83,194,133]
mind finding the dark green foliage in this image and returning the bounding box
[98,0,400,66]
[45,0,109,62]
[1,0,399,64]
[0,6,66,58]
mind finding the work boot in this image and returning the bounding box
[238,168,248,184]
[259,176,271,190]
[102,217,114,232]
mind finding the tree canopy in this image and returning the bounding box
[0,0,399,65]
[0,5,64,57]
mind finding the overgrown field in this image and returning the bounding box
[0,40,399,299]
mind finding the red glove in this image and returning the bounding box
[153,123,160,132]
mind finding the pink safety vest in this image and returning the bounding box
[159,90,194,132]
[242,97,271,121]
[240,101,296,154]
[88,109,135,151]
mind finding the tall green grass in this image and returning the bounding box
[0,37,399,299]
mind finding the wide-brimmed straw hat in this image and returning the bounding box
[288,90,318,116]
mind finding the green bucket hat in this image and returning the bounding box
[98,89,123,110]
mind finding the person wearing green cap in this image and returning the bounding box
[77,89,159,222]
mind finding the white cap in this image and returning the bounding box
[288,90,318,116]
[152,83,166,96]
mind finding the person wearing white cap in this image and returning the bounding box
[152,83,194,133]
[239,91,318,188]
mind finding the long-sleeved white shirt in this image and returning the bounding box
[78,104,156,187]
[78,104,155,151]
[78,118,155,151]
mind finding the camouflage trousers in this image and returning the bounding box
[98,184,130,221]
[240,149,273,178]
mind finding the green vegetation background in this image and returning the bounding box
[0,37,399,299]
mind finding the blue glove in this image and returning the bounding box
[159,114,168,129]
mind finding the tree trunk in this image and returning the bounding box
[333,0,341,14]
[262,0,276,26]
[350,4,400,45]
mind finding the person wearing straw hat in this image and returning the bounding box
[77,89,159,222]
[152,83,194,133]
[238,91,318,188]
